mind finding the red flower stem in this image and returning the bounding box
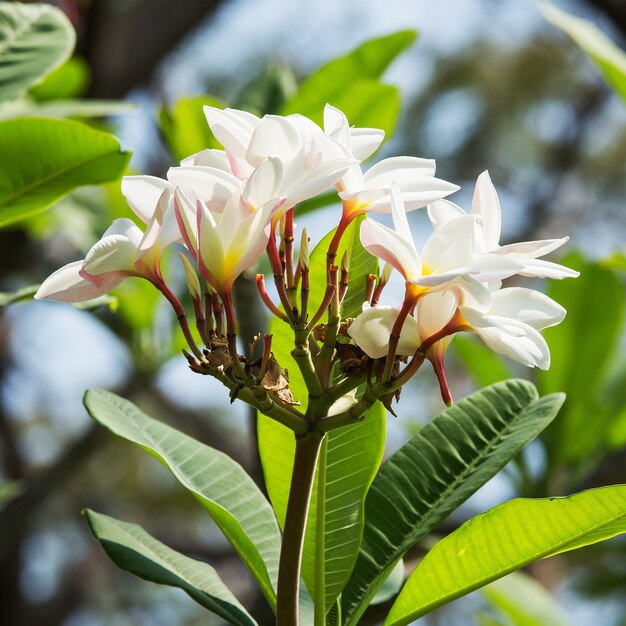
[267,232,297,323]
[256,274,288,321]
[306,266,338,332]
[154,277,204,361]
[284,208,295,291]
[212,294,224,337]
[221,289,247,381]
[381,296,415,384]
[300,266,310,324]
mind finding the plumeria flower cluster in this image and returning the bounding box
[36,104,577,429]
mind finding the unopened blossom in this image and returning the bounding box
[428,171,579,279]
[35,218,168,303]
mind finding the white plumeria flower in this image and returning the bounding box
[360,186,521,294]
[174,186,275,296]
[35,218,168,303]
[428,171,579,279]
[202,106,357,215]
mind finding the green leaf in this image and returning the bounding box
[539,253,625,463]
[480,571,571,626]
[341,380,564,626]
[0,98,138,121]
[282,30,416,123]
[452,335,513,388]
[384,484,626,626]
[84,390,281,609]
[0,118,131,228]
[0,3,75,103]
[159,95,225,163]
[0,284,38,306]
[85,510,257,626]
[29,56,90,101]
[371,559,404,606]
[0,480,23,505]
[540,2,626,103]
[234,64,297,115]
[301,402,386,613]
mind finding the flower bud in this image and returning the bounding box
[178,252,202,302]
[299,228,310,271]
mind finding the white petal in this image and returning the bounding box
[362,177,460,213]
[420,215,479,274]
[471,252,524,282]
[363,156,437,186]
[180,148,231,171]
[167,166,240,211]
[360,218,421,281]
[174,188,199,252]
[323,104,350,147]
[203,106,259,157]
[82,230,140,278]
[349,127,385,161]
[515,257,580,279]
[230,201,274,280]
[197,200,226,289]
[427,199,466,229]
[246,115,301,166]
[390,184,412,241]
[242,156,284,210]
[497,237,569,258]
[417,291,458,339]
[489,288,566,329]
[35,261,123,303]
[348,304,419,359]
[464,312,551,369]
[471,171,501,249]
[121,175,171,224]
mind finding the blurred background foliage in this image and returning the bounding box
[1,0,626,625]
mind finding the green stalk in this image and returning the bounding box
[314,436,328,626]
[277,431,324,626]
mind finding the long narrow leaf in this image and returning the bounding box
[341,380,564,625]
[85,510,258,626]
[385,485,626,626]
[84,389,281,609]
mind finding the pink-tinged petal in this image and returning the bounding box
[246,115,301,166]
[360,218,421,281]
[497,237,569,258]
[427,199,466,229]
[471,171,501,249]
[174,188,199,253]
[349,127,385,161]
[348,304,419,359]
[323,104,350,147]
[420,215,480,274]
[203,106,259,157]
[35,261,124,303]
[489,288,566,330]
[363,156,437,186]
[516,257,580,279]
[167,166,240,211]
[180,148,231,171]
[242,156,283,210]
[121,175,171,224]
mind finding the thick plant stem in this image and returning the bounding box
[277,431,324,626]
